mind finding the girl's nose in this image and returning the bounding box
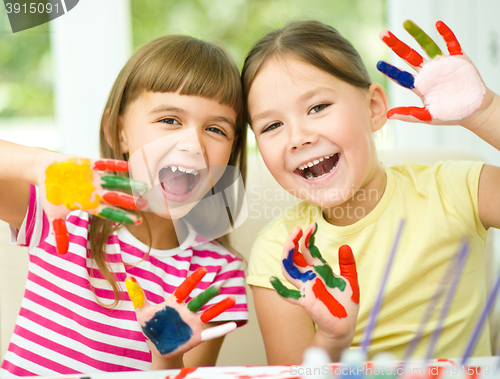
[175,129,204,155]
[288,123,319,151]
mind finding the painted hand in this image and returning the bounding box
[38,156,148,254]
[125,267,237,359]
[377,20,486,123]
[270,222,359,340]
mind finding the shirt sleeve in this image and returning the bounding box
[9,184,48,250]
[433,160,487,239]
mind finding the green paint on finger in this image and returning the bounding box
[307,223,326,264]
[187,286,221,313]
[404,20,442,58]
[270,277,301,300]
[99,207,135,224]
[101,176,147,192]
[314,265,346,291]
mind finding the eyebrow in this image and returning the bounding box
[148,105,235,127]
[251,87,335,124]
[148,106,185,115]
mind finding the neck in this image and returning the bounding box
[126,213,188,250]
[322,163,386,227]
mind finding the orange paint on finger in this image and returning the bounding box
[200,297,236,323]
[53,218,69,254]
[436,21,462,55]
[338,245,360,304]
[174,267,208,303]
[45,158,99,210]
[312,278,347,318]
[102,193,147,210]
[93,160,129,172]
[387,106,432,121]
[292,229,308,267]
[382,31,424,67]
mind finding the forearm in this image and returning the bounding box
[0,139,55,183]
[463,89,500,150]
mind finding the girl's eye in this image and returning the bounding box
[309,104,330,114]
[159,118,180,125]
[262,122,283,133]
[206,127,227,136]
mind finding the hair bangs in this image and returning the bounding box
[125,36,242,114]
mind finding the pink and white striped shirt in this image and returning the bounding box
[1,185,248,376]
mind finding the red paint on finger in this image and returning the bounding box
[312,278,347,318]
[93,160,130,172]
[53,218,69,254]
[436,21,462,55]
[338,245,360,304]
[200,296,236,323]
[292,229,308,267]
[387,106,432,121]
[382,31,423,67]
[174,267,207,303]
[102,192,147,210]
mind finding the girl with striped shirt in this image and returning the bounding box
[0,35,248,375]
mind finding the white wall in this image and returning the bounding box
[50,0,132,158]
[385,0,500,266]
[385,0,500,165]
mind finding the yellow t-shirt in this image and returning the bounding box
[247,161,489,359]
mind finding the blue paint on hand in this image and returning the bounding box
[283,247,316,282]
[142,306,193,355]
[377,61,415,89]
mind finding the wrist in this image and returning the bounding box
[461,89,500,150]
[312,328,354,362]
[150,349,184,370]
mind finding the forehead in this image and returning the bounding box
[128,90,237,121]
[247,57,345,112]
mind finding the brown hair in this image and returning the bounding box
[91,35,246,307]
[241,20,372,125]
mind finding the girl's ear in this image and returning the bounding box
[103,109,129,153]
[368,83,389,132]
[117,115,129,154]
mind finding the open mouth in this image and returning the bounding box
[159,165,201,197]
[294,153,340,180]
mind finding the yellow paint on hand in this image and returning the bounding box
[45,158,99,210]
[125,277,144,308]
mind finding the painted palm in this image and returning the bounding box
[377,20,485,123]
[125,267,237,358]
[271,222,359,339]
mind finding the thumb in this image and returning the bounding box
[338,245,360,304]
[125,277,150,309]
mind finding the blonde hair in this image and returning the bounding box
[91,35,246,307]
[241,20,371,125]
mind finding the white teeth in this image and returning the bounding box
[306,171,314,180]
[169,166,199,175]
[185,168,200,175]
[298,154,335,171]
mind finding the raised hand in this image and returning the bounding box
[125,267,237,360]
[377,20,488,124]
[37,156,148,254]
[270,222,359,341]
